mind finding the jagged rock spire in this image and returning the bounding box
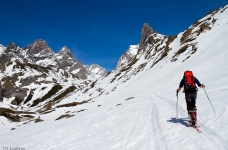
[138,23,155,51]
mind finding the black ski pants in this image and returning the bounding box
[185,92,197,111]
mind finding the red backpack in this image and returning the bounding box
[184,71,196,89]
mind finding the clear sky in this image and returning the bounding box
[0,0,227,72]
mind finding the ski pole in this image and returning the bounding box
[176,93,179,124]
[203,88,216,113]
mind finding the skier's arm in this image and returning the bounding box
[177,79,184,93]
[195,77,205,88]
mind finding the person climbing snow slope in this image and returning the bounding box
[176,70,205,126]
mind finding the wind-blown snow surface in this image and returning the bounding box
[1,6,228,150]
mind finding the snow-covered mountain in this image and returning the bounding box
[84,64,107,79]
[0,39,107,108]
[115,45,139,71]
[0,40,107,80]
[0,4,228,150]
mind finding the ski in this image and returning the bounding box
[188,121,202,133]
[188,120,200,127]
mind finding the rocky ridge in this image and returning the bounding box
[0,40,107,108]
[0,40,107,79]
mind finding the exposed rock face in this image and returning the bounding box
[138,23,156,51]
[23,39,55,62]
[22,40,60,67]
[5,42,18,53]
[58,46,74,58]
[56,46,88,79]
[55,46,107,79]
[56,46,77,71]
[0,61,5,73]
[0,43,19,63]
[69,61,88,80]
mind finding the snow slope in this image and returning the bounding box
[0,5,228,150]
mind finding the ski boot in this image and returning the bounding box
[189,110,197,126]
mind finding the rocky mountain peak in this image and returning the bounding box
[26,39,51,54]
[56,46,76,71]
[58,46,74,58]
[55,46,88,79]
[23,39,55,62]
[30,39,46,46]
[0,43,20,64]
[6,42,18,51]
[138,23,156,51]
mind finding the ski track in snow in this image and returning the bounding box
[123,107,143,148]
[150,95,167,150]
[122,102,153,149]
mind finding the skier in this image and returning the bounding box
[176,70,205,126]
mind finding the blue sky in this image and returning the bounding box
[0,0,227,72]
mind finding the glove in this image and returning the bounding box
[201,84,205,88]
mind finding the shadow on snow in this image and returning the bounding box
[167,117,191,127]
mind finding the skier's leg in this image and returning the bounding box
[186,93,197,125]
[192,92,197,124]
[185,93,194,112]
